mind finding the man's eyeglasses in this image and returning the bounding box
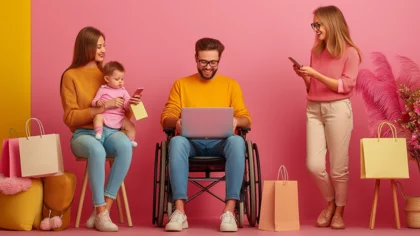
[198,59,219,67]
[311,22,322,30]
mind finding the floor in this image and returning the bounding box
[1,220,419,236]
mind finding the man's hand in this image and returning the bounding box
[96,100,106,107]
[176,119,182,135]
[233,117,238,133]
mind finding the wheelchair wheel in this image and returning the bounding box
[167,201,173,219]
[238,201,244,228]
[152,140,167,227]
[245,140,257,226]
[253,143,262,224]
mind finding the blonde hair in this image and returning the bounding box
[312,6,362,63]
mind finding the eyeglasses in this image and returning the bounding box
[310,22,322,30]
[198,59,219,67]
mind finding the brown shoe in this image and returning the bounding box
[316,207,335,227]
[330,215,345,229]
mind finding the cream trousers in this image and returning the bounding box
[306,98,353,206]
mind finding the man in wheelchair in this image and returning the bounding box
[160,38,251,232]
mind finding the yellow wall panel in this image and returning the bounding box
[0,0,31,154]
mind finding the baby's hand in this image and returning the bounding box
[96,100,106,107]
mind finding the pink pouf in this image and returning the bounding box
[0,175,32,195]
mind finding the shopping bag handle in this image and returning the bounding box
[395,181,407,199]
[277,165,289,185]
[9,128,18,138]
[25,118,45,139]
[377,121,397,141]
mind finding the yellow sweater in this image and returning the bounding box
[60,66,132,132]
[161,73,252,126]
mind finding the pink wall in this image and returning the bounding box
[31,0,420,227]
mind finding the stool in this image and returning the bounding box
[369,179,400,229]
[74,157,133,228]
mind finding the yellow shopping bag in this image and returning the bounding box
[360,122,409,179]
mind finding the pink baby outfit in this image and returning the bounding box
[92,85,131,129]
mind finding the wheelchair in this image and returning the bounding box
[152,127,262,228]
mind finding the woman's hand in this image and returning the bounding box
[299,66,319,79]
[293,64,311,91]
[293,64,304,77]
[129,94,142,105]
[105,97,124,109]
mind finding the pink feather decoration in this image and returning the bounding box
[356,52,402,137]
[356,52,420,171]
[396,55,420,93]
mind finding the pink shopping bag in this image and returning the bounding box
[0,129,22,177]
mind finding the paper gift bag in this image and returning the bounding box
[18,118,64,178]
[0,129,22,177]
[130,102,148,120]
[361,122,409,179]
[258,165,300,231]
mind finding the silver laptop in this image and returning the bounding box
[181,107,234,139]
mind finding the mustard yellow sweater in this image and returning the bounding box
[161,73,252,126]
[60,66,131,132]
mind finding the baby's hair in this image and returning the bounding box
[103,61,125,76]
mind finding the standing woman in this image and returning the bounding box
[292,6,362,229]
[60,26,141,232]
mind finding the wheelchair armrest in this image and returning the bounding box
[237,127,251,138]
[163,128,175,136]
[237,127,251,133]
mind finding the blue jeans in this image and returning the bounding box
[71,127,132,207]
[168,135,245,201]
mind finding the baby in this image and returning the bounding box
[92,61,137,147]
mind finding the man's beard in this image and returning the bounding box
[198,68,217,80]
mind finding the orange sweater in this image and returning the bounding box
[161,73,252,126]
[60,66,132,132]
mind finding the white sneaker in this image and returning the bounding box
[131,141,138,147]
[94,210,118,232]
[85,209,96,228]
[165,210,188,231]
[220,211,238,232]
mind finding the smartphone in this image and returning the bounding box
[288,57,303,68]
[133,87,144,96]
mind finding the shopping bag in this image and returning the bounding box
[18,118,64,178]
[258,165,300,231]
[0,129,22,177]
[361,122,409,179]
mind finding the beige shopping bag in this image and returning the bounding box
[258,165,300,231]
[18,118,64,178]
[361,122,409,179]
